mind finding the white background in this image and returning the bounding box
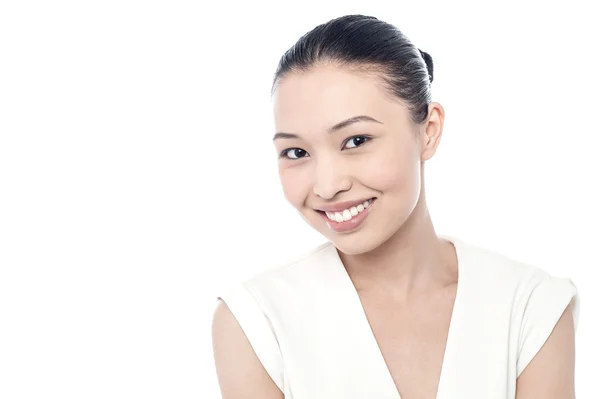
[1,0,598,397]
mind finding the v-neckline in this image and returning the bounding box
[328,235,465,399]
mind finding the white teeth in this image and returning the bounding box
[342,209,352,221]
[324,199,374,222]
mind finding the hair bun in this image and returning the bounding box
[418,49,434,83]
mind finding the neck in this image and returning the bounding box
[338,185,458,301]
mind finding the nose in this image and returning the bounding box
[312,157,352,200]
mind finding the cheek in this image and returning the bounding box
[278,165,311,207]
[360,144,420,194]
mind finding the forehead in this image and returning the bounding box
[273,65,408,134]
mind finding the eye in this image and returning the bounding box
[343,135,371,150]
[280,148,309,160]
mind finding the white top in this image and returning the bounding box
[217,236,579,398]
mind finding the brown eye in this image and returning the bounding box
[281,148,308,159]
[343,136,370,149]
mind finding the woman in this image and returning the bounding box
[212,15,579,398]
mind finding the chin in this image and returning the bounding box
[324,213,410,256]
[329,237,380,255]
[318,223,392,256]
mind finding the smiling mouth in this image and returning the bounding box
[317,198,375,222]
[314,198,376,233]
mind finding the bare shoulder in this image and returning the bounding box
[516,299,576,399]
[211,299,283,399]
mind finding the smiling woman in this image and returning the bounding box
[211,14,579,399]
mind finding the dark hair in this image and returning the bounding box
[272,15,434,125]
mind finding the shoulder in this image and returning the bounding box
[249,240,334,283]
[455,238,578,302]
[456,238,579,320]
[211,241,333,396]
[214,239,334,327]
[232,240,335,304]
[454,237,579,378]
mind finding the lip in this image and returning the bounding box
[314,197,375,213]
[317,198,375,233]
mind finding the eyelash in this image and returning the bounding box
[279,135,373,160]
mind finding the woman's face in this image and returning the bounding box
[272,64,442,255]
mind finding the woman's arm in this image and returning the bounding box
[212,300,284,399]
[515,300,576,399]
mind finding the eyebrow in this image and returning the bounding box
[272,115,383,141]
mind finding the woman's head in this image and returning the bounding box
[271,15,445,255]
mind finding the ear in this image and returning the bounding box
[420,102,445,161]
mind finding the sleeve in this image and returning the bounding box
[516,276,579,377]
[216,283,284,392]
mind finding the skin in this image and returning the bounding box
[212,63,576,398]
